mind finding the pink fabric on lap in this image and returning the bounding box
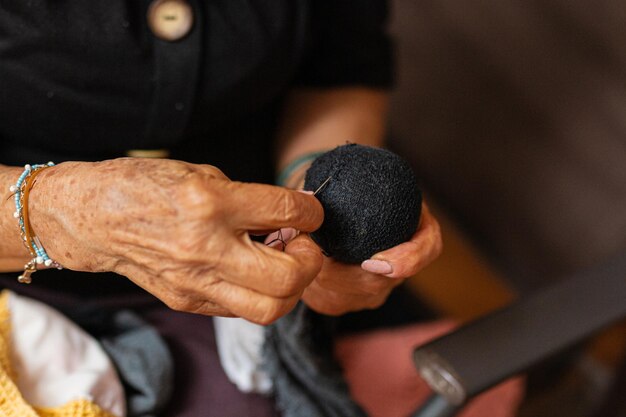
[335,321,525,417]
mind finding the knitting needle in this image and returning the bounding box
[313,176,332,196]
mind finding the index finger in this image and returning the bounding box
[222,182,324,232]
[218,233,323,299]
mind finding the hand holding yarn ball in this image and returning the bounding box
[268,144,442,315]
[303,144,422,264]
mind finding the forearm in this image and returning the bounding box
[275,87,390,182]
[0,164,34,271]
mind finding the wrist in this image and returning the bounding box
[28,161,92,271]
[4,162,68,281]
[276,151,324,189]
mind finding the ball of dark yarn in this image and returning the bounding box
[303,144,422,264]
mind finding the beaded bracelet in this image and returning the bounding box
[9,163,62,283]
[276,151,324,188]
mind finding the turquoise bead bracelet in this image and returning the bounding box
[9,162,62,283]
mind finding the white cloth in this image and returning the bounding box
[213,316,273,394]
[8,291,126,417]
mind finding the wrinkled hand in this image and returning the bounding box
[30,158,324,324]
[266,203,442,315]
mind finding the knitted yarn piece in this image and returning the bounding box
[0,291,118,417]
[304,144,421,264]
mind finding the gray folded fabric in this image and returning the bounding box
[101,310,174,417]
[264,302,367,417]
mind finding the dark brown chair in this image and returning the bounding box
[409,252,626,417]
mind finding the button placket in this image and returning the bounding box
[144,0,201,150]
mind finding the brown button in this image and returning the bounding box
[147,0,194,42]
[125,149,171,159]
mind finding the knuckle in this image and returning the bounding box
[274,261,309,297]
[434,235,444,256]
[406,262,422,278]
[176,175,222,220]
[275,272,301,298]
[362,279,390,296]
[429,221,443,253]
[393,262,411,278]
[256,312,279,326]
[167,239,200,260]
[179,266,220,293]
[305,291,348,316]
[277,191,298,224]
[206,166,227,180]
[187,300,226,316]
[166,238,209,263]
[315,271,335,287]
[320,302,349,316]
[256,300,290,325]
[365,296,386,310]
[164,294,192,312]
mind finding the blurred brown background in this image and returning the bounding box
[387,0,626,415]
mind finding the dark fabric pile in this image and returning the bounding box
[264,303,367,417]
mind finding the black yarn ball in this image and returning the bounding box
[303,144,422,264]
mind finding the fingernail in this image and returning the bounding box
[298,190,314,195]
[281,228,298,242]
[361,259,393,275]
[264,231,279,245]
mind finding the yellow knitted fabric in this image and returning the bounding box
[0,290,120,417]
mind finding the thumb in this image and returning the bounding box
[284,233,324,283]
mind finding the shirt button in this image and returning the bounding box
[125,149,171,158]
[147,0,194,42]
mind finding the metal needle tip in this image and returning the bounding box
[313,176,332,196]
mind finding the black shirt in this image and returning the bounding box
[0,0,393,183]
[0,0,393,295]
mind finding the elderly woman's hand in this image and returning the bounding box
[305,203,441,315]
[30,158,324,324]
[266,203,442,315]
